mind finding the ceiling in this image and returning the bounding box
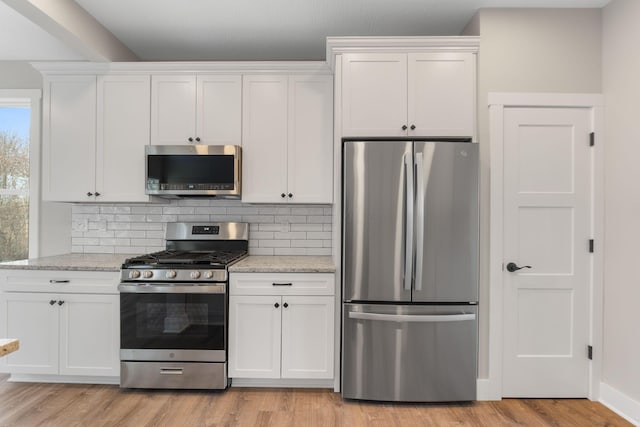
[2,0,611,62]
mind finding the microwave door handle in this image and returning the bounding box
[404,152,414,292]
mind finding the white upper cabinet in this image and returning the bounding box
[96,75,151,202]
[151,74,241,145]
[43,75,97,201]
[342,53,407,137]
[341,52,475,138]
[242,74,333,204]
[42,74,151,202]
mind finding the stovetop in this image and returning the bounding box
[122,249,248,269]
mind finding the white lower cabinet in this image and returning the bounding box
[0,270,120,380]
[229,273,335,381]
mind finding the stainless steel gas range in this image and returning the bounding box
[118,222,248,390]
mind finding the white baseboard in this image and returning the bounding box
[599,382,640,426]
[9,374,119,385]
[476,379,492,401]
[230,378,334,389]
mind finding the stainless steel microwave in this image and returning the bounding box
[145,145,241,198]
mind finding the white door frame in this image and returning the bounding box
[487,93,604,400]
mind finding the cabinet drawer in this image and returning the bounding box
[0,270,119,294]
[230,273,334,296]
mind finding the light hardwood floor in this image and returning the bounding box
[0,375,631,426]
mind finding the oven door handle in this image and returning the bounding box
[118,284,226,294]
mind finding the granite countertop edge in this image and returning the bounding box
[0,253,138,272]
[0,254,335,274]
[229,255,335,273]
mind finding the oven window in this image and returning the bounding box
[120,293,225,350]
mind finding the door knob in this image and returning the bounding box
[506,262,532,272]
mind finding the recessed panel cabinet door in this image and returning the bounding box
[0,293,59,375]
[408,53,475,138]
[280,296,334,379]
[197,75,242,145]
[287,76,333,204]
[228,295,282,378]
[42,75,97,201]
[151,75,197,145]
[58,294,119,377]
[96,75,151,202]
[241,75,288,203]
[342,53,407,137]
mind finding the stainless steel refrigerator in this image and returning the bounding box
[342,140,479,402]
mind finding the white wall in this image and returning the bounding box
[0,61,71,257]
[602,0,640,404]
[463,8,602,379]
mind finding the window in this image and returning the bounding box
[0,90,41,262]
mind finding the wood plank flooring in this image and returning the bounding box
[0,375,631,426]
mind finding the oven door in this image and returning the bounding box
[119,283,226,362]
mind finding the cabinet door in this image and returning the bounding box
[281,296,334,379]
[42,75,97,201]
[241,75,288,203]
[197,75,242,145]
[151,75,196,145]
[408,53,475,138]
[342,53,407,137]
[287,76,334,204]
[58,294,119,377]
[228,295,281,378]
[0,293,59,375]
[96,75,151,202]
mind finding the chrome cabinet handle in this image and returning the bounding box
[506,262,532,272]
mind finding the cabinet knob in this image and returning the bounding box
[195,137,201,142]
[274,302,280,308]
[49,300,56,305]
[95,192,101,197]
[188,137,194,142]
[283,302,289,308]
[288,193,293,198]
[281,193,286,198]
[87,192,93,197]
[57,300,65,306]
[410,125,416,130]
[402,125,408,131]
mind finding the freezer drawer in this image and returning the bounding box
[342,303,477,402]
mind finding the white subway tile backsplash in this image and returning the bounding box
[72,201,332,255]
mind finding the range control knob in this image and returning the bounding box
[190,271,201,280]
[129,270,141,279]
[143,270,153,279]
[203,271,214,279]
[166,270,177,279]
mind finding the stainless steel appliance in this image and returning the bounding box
[118,222,248,390]
[145,145,241,198]
[342,140,479,402]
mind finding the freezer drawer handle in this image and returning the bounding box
[160,368,184,375]
[349,312,476,323]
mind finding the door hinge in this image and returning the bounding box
[589,132,595,146]
[588,345,593,360]
[589,239,594,253]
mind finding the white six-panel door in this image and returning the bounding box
[502,107,592,397]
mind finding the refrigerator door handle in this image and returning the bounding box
[414,152,425,291]
[404,152,414,291]
[348,312,476,323]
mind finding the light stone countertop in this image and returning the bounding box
[0,339,19,357]
[0,253,140,272]
[229,256,335,273]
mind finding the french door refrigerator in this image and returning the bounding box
[342,140,479,402]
